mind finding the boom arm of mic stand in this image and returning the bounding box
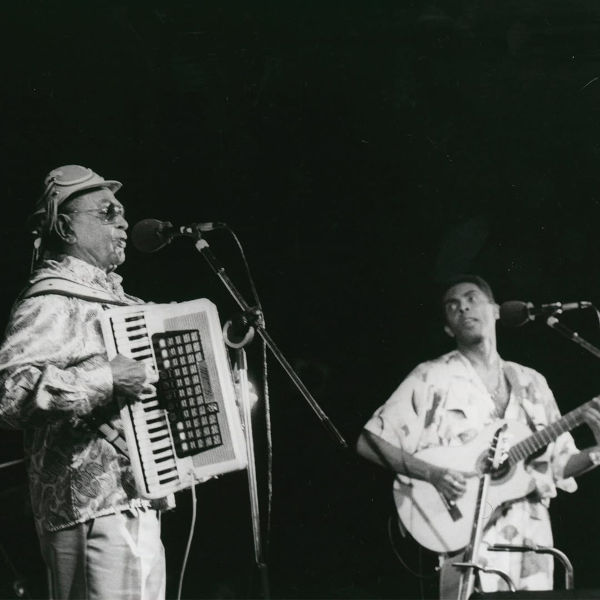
[546,316,600,360]
[194,239,348,448]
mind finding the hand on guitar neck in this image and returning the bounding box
[563,397,600,479]
[582,398,600,443]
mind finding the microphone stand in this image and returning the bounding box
[194,238,348,448]
[226,331,270,598]
[546,315,600,360]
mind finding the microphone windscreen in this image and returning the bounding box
[131,219,170,253]
[499,300,530,327]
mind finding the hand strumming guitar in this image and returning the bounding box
[429,467,470,503]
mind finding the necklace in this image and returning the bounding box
[466,353,511,416]
[489,366,504,398]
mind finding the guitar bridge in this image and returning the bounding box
[441,494,463,521]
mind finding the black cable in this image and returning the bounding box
[176,482,198,600]
[387,514,437,581]
[223,226,262,311]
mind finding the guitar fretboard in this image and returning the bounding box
[508,399,595,463]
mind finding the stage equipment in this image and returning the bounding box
[131,218,348,599]
[131,218,347,449]
[223,314,270,597]
[453,424,515,600]
[132,219,226,253]
[499,300,592,328]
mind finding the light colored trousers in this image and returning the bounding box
[38,509,166,600]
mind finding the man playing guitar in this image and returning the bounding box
[357,275,600,598]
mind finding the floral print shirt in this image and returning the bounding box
[365,350,578,499]
[0,255,157,532]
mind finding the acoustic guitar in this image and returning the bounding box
[394,398,596,553]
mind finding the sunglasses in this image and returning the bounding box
[62,202,126,224]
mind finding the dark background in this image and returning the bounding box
[1,1,600,598]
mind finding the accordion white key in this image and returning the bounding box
[100,298,247,499]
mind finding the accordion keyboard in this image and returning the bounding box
[101,299,247,499]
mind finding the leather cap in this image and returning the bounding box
[29,164,122,235]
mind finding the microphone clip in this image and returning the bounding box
[223,308,263,349]
[179,222,224,238]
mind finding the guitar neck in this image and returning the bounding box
[508,399,594,463]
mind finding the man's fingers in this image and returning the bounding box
[462,470,479,478]
[584,407,600,426]
[448,471,470,484]
[144,383,157,396]
[144,363,159,384]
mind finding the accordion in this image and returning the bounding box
[100,298,247,499]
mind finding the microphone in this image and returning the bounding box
[131,218,225,253]
[499,300,593,327]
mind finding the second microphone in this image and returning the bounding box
[499,300,592,328]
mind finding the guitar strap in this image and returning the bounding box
[19,276,130,458]
[521,404,539,434]
[503,364,539,434]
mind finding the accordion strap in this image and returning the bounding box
[20,277,130,306]
[20,276,130,457]
[93,420,129,459]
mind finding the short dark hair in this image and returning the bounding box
[441,274,495,304]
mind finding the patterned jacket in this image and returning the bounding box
[0,254,160,532]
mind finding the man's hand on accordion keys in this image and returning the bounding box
[110,354,159,400]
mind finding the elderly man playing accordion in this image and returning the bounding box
[0,165,168,600]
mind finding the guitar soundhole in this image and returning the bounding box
[490,460,511,482]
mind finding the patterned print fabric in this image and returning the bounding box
[0,254,157,532]
[364,350,579,592]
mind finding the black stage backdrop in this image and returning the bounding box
[0,2,600,599]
